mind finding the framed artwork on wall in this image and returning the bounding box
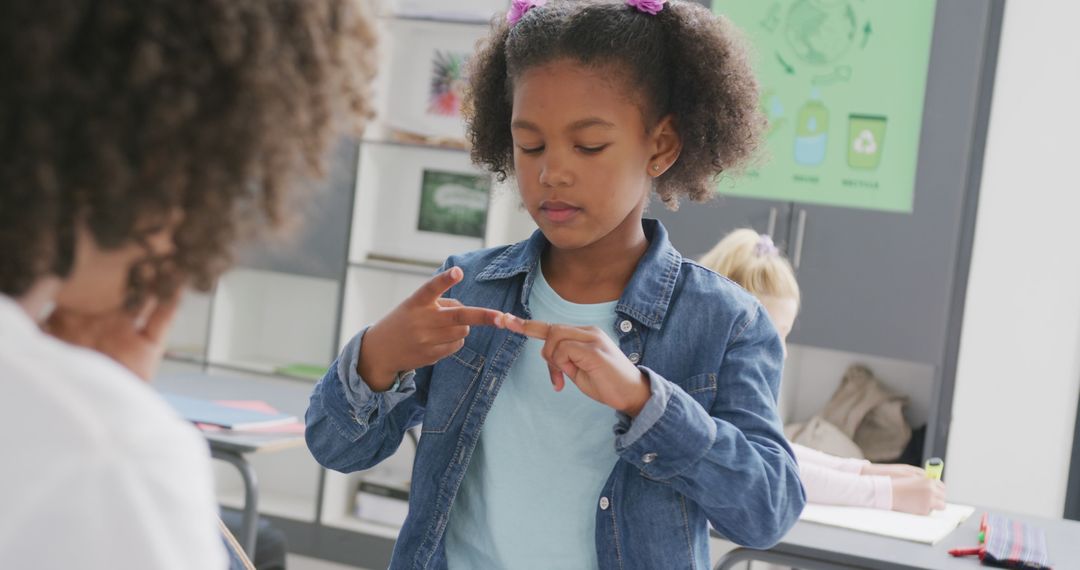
[382,19,490,144]
[352,143,492,266]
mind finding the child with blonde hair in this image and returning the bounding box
[701,228,947,515]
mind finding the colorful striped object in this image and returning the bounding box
[983,513,1051,569]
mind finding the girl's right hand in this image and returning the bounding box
[891,477,947,515]
[357,267,504,391]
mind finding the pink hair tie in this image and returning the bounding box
[507,0,546,26]
[755,235,780,257]
[627,0,667,15]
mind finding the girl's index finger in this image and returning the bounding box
[502,314,552,340]
[441,306,505,327]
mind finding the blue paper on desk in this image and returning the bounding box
[162,393,297,430]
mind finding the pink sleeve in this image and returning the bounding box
[798,461,894,510]
[792,443,870,474]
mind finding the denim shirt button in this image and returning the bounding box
[619,319,633,333]
[642,452,658,464]
[628,352,641,364]
[599,496,610,510]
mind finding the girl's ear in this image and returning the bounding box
[647,114,682,178]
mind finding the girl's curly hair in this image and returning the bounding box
[0,0,376,298]
[465,0,765,209]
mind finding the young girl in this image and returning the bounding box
[306,1,804,567]
[700,228,947,516]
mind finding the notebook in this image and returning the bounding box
[799,502,976,545]
[196,400,306,434]
[162,393,298,430]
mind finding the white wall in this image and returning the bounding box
[947,0,1080,518]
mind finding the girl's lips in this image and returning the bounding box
[540,204,582,223]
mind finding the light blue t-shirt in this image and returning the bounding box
[444,266,621,569]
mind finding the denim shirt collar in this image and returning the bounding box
[474,218,682,330]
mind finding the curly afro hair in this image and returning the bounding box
[0,0,376,298]
[464,0,765,209]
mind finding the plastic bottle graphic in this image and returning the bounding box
[794,89,829,166]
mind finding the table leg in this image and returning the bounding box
[212,449,259,559]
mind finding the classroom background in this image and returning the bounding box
[150,0,1080,568]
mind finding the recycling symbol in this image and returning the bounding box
[853,129,878,155]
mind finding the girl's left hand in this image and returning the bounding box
[44,293,182,382]
[499,314,651,416]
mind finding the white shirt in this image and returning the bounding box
[0,294,227,569]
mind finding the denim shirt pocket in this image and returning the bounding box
[420,343,486,434]
[679,372,719,410]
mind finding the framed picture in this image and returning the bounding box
[382,19,490,142]
[388,0,508,22]
[417,169,490,239]
[351,142,492,266]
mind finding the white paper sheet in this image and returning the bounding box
[799,502,977,544]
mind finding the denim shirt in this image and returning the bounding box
[306,219,805,569]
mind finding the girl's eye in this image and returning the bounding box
[518,145,544,154]
[578,144,609,155]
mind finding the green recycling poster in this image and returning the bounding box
[716,0,937,213]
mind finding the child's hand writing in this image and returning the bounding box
[891,477,947,515]
[499,314,651,417]
[358,267,504,391]
[43,294,182,382]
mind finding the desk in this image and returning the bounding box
[714,509,1080,569]
[203,430,305,559]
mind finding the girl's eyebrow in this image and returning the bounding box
[566,118,615,131]
[511,119,541,132]
[511,118,616,132]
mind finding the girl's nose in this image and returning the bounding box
[538,151,574,188]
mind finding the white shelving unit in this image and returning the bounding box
[206,268,340,380]
[325,0,535,533]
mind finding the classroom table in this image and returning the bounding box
[203,430,305,559]
[713,508,1080,569]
